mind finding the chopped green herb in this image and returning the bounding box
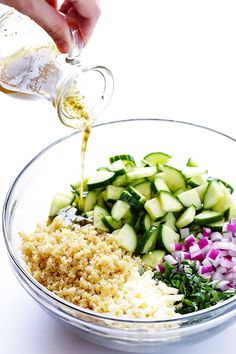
[154,261,236,314]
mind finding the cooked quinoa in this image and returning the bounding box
[20,217,182,319]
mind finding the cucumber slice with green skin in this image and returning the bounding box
[141,250,166,268]
[87,171,116,190]
[194,210,223,225]
[140,213,153,233]
[212,183,231,214]
[138,226,159,254]
[164,212,177,231]
[83,210,94,218]
[127,166,157,180]
[159,191,184,212]
[122,207,138,226]
[111,200,130,221]
[187,175,207,188]
[127,186,147,203]
[206,219,225,231]
[93,205,110,231]
[109,160,127,176]
[177,189,202,210]
[176,205,196,229]
[120,190,144,209]
[112,174,128,187]
[143,152,171,166]
[195,183,208,201]
[186,157,199,167]
[109,154,136,167]
[49,191,75,217]
[134,181,151,199]
[117,223,138,252]
[106,185,124,202]
[144,197,166,221]
[203,181,224,209]
[173,188,185,196]
[151,177,170,195]
[208,177,234,194]
[130,178,147,187]
[102,216,123,230]
[83,191,97,212]
[182,166,208,178]
[158,224,180,252]
[162,165,186,192]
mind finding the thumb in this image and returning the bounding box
[19,0,71,53]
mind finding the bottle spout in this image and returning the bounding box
[66,29,83,65]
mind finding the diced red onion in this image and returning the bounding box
[156,264,165,272]
[180,251,191,260]
[231,217,236,225]
[216,280,230,291]
[164,255,178,265]
[210,232,223,242]
[203,227,211,237]
[198,265,213,274]
[202,258,212,267]
[227,224,236,233]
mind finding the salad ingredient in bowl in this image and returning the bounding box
[20,150,236,318]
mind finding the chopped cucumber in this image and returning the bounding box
[141,250,166,268]
[187,175,206,188]
[176,205,196,229]
[159,190,184,212]
[109,160,127,176]
[102,216,122,230]
[111,200,130,221]
[195,183,208,201]
[106,185,124,202]
[158,224,180,252]
[182,166,208,178]
[212,183,231,214]
[206,219,225,231]
[164,212,177,231]
[143,152,171,166]
[120,190,144,209]
[134,181,151,199]
[117,223,138,252]
[109,154,136,166]
[151,177,170,194]
[127,166,157,180]
[140,213,153,233]
[93,205,110,231]
[112,174,128,187]
[162,165,186,192]
[144,197,166,221]
[49,191,75,217]
[138,226,159,253]
[87,171,116,190]
[177,189,201,210]
[194,210,223,225]
[83,191,97,212]
[228,199,236,219]
[203,181,224,209]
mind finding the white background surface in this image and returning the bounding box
[1,1,236,353]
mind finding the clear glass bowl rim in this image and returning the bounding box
[2,117,236,324]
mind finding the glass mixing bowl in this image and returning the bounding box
[2,119,236,353]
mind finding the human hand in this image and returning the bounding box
[0,0,101,53]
